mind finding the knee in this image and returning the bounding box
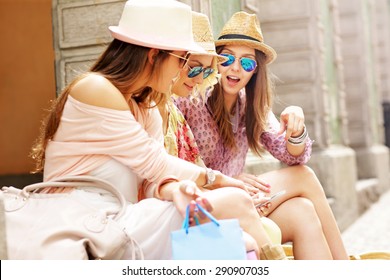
[292,197,322,230]
[270,197,323,242]
[207,187,258,222]
[209,187,254,212]
[294,165,317,181]
[295,165,325,195]
[226,187,254,210]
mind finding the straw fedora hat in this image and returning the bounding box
[215,11,277,64]
[191,11,228,64]
[109,0,205,53]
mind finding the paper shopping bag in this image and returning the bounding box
[171,203,247,260]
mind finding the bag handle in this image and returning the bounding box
[182,203,220,234]
[21,175,126,221]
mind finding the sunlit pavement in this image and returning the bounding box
[342,189,390,256]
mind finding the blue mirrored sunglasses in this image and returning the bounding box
[187,65,214,79]
[220,53,257,72]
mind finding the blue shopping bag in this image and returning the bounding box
[171,203,247,260]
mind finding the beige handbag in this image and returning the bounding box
[1,175,141,260]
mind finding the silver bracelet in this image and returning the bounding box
[287,126,308,145]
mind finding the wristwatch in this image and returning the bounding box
[205,168,216,185]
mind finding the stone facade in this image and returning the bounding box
[251,0,360,230]
[338,0,389,191]
[52,0,125,93]
[51,0,390,230]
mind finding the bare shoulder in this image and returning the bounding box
[69,73,129,111]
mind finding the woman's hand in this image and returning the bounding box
[278,106,305,140]
[204,170,254,193]
[234,173,271,194]
[171,180,212,223]
[251,192,272,217]
[205,171,271,196]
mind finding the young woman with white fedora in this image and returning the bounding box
[175,11,349,259]
[30,0,285,260]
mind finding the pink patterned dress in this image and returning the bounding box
[175,90,313,177]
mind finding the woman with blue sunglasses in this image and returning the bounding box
[175,11,349,259]
[146,11,288,260]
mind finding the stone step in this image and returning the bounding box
[244,152,281,175]
[355,178,380,214]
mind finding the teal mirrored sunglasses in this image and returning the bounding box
[187,65,214,79]
[220,53,257,72]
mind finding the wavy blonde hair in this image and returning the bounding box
[186,56,220,102]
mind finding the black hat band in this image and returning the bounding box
[218,34,261,43]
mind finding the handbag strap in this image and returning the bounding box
[183,203,220,233]
[21,175,126,221]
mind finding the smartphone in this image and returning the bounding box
[255,190,286,208]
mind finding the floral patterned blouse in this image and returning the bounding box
[164,98,205,167]
[175,90,313,177]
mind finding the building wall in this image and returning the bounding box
[0,0,55,178]
[252,0,361,230]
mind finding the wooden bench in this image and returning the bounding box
[283,244,390,260]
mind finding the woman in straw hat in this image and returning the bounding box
[175,11,349,259]
[139,11,288,260]
[28,0,280,260]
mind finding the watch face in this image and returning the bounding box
[208,169,215,184]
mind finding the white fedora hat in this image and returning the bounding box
[109,0,205,53]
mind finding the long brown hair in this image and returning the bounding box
[30,39,170,173]
[207,47,274,156]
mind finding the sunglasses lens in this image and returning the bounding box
[203,68,214,79]
[221,54,235,67]
[241,58,257,72]
[187,66,203,78]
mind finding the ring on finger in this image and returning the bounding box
[260,206,269,216]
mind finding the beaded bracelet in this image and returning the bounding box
[287,126,308,146]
